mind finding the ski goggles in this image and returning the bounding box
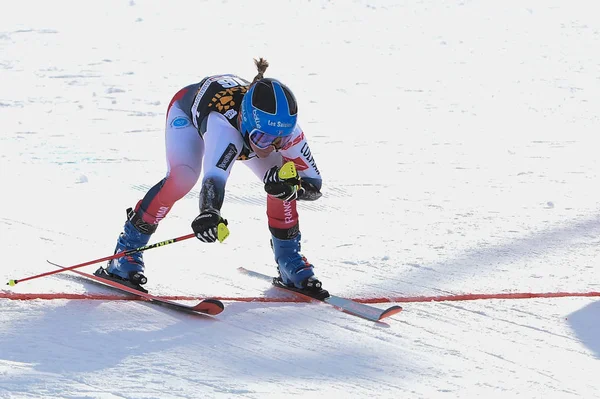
[248,129,293,150]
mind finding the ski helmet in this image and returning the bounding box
[240,78,298,149]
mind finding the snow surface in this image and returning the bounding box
[2,0,600,398]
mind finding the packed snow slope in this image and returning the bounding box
[1,0,600,398]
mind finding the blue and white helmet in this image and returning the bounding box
[240,78,298,150]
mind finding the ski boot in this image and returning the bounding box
[271,234,328,298]
[95,207,157,292]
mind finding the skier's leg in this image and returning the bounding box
[106,96,203,284]
[244,156,319,289]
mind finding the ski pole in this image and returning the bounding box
[7,233,197,286]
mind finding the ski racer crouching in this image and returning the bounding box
[96,58,324,295]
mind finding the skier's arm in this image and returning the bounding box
[199,176,226,212]
[279,124,323,201]
[192,176,229,242]
[191,113,243,242]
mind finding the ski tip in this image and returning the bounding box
[7,279,17,286]
[378,305,403,321]
[192,299,225,315]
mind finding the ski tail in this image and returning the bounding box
[191,298,225,314]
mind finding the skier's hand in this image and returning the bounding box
[191,209,229,243]
[263,161,301,201]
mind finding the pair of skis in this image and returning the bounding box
[49,262,402,322]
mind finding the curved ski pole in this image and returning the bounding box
[7,233,197,286]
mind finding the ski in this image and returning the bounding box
[48,261,224,317]
[238,267,402,322]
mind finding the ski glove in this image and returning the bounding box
[296,179,322,201]
[191,209,229,243]
[263,164,301,201]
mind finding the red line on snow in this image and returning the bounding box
[361,291,600,303]
[2,291,600,303]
